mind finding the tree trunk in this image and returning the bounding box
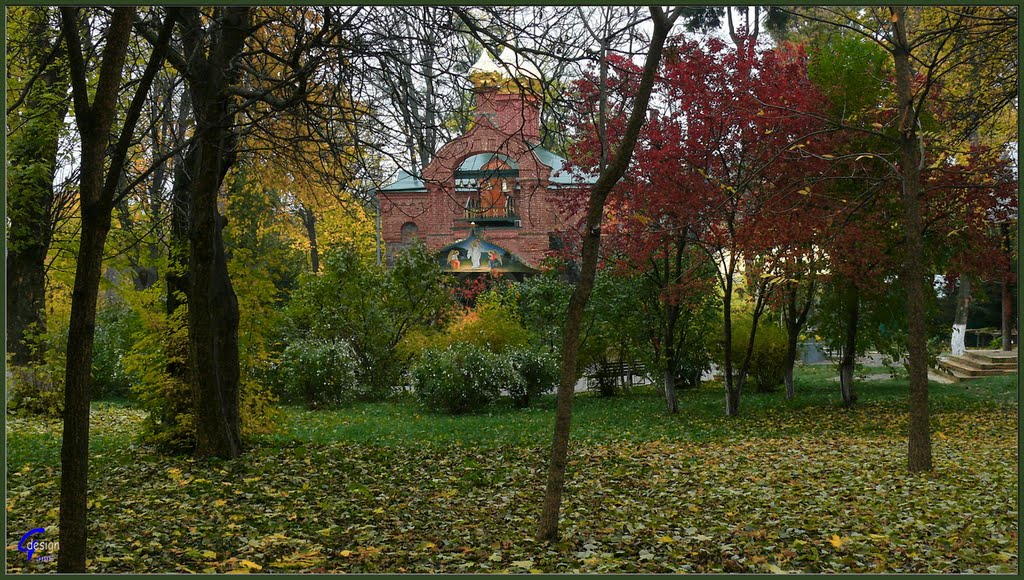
[722,256,739,416]
[783,276,815,401]
[57,7,144,571]
[734,282,767,394]
[299,204,320,273]
[58,204,111,572]
[537,7,675,543]
[6,8,68,365]
[183,6,251,459]
[663,302,680,414]
[663,369,679,414]
[950,277,970,355]
[839,284,859,407]
[892,7,932,473]
[1000,222,1013,351]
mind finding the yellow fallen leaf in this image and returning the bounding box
[213,499,227,507]
[657,536,674,543]
[828,534,848,549]
[240,560,262,571]
[339,550,353,558]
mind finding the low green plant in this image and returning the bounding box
[278,338,367,408]
[410,343,520,414]
[92,299,141,400]
[5,320,68,417]
[716,315,789,393]
[504,346,558,407]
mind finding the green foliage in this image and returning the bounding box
[277,338,365,409]
[504,346,559,407]
[92,299,141,399]
[5,319,68,417]
[715,314,789,393]
[123,289,194,452]
[806,33,891,122]
[283,242,452,394]
[515,270,573,352]
[442,302,530,353]
[410,343,519,414]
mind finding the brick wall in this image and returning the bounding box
[379,85,581,268]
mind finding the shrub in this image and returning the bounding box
[92,299,141,400]
[504,346,558,407]
[410,343,520,414]
[6,320,68,417]
[717,316,788,393]
[124,300,193,451]
[283,243,453,394]
[278,338,365,408]
[745,322,788,393]
[442,302,529,354]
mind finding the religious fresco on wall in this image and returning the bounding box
[437,229,537,274]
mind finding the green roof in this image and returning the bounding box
[378,169,426,193]
[377,147,595,194]
[531,146,597,186]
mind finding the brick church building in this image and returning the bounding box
[376,47,593,278]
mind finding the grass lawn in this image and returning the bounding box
[5,366,1018,573]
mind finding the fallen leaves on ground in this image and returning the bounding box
[4,403,1018,573]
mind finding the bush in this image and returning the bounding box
[92,299,141,400]
[124,300,193,451]
[505,346,558,407]
[278,338,365,408]
[442,302,530,354]
[410,343,521,414]
[283,243,453,394]
[745,323,788,393]
[717,316,788,393]
[6,320,68,417]
[6,363,63,417]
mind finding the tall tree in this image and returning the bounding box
[786,4,1017,473]
[175,6,253,458]
[6,6,69,364]
[537,6,683,543]
[56,6,176,571]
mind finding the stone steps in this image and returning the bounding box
[935,349,1017,383]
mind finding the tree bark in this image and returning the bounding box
[1000,222,1014,351]
[298,204,320,273]
[58,6,171,571]
[663,301,680,414]
[537,7,676,543]
[950,277,970,355]
[722,254,740,416]
[891,6,932,473]
[6,8,68,365]
[839,283,859,407]
[783,274,815,400]
[181,6,251,459]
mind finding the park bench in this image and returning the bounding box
[586,360,648,395]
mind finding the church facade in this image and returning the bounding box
[376,48,593,277]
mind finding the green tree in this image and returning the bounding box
[6,6,69,365]
[284,243,453,394]
[56,6,177,571]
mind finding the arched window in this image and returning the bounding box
[456,153,520,226]
[401,222,419,244]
